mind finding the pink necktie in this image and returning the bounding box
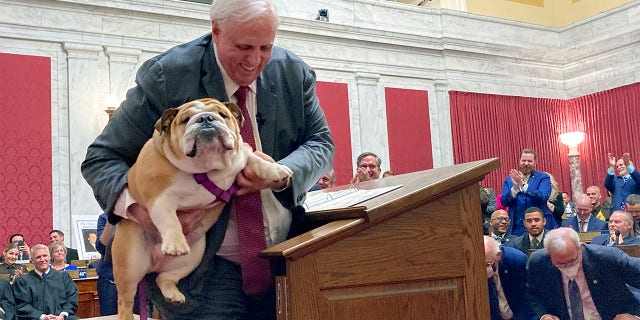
[234,86,272,295]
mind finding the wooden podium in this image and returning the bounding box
[262,158,500,320]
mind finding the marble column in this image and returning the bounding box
[568,154,583,197]
[104,46,142,103]
[354,72,389,169]
[63,42,103,240]
[432,80,454,167]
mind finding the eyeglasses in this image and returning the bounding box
[491,217,510,222]
[575,208,591,213]
[358,164,378,170]
[553,256,580,269]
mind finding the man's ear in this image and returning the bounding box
[155,108,180,135]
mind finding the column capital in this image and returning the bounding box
[63,42,102,60]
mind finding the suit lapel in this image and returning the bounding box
[256,73,278,156]
[201,40,230,101]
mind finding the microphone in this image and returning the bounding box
[614,230,621,246]
[256,112,266,127]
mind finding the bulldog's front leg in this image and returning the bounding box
[245,149,293,185]
[148,200,190,256]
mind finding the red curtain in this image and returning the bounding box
[450,83,640,197]
[0,53,52,245]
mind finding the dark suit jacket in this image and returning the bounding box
[13,269,78,320]
[65,247,78,263]
[590,233,640,246]
[491,246,534,320]
[505,233,546,255]
[526,244,640,319]
[561,215,607,233]
[0,278,16,320]
[604,169,640,214]
[81,34,335,315]
[500,170,557,236]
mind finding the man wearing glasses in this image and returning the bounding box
[350,152,382,184]
[526,227,640,320]
[561,194,607,233]
[489,210,513,245]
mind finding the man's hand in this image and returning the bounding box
[609,153,617,169]
[236,151,281,196]
[623,152,632,167]
[509,169,524,187]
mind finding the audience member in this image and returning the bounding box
[590,211,640,246]
[561,191,575,219]
[500,148,557,236]
[315,169,335,190]
[586,185,607,221]
[382,170,394,178]
[0,277,15,320]
[80,1,335,318]
[526,227,640,319]
[0,243,25,283]
[626,194,640,237]
[561,194,607,232]
[13,244,78,320]
[8,234,30,263]
[505,207,547,255]
[48,242,78,272]
[350,152,381,184]
[604,152,640,214]
[483,236,534,320]
[480,184,498,233]
[546,173,565,228]
[489,210,512,245]
[48,230,78,263]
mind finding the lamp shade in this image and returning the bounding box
[559,131,585,147]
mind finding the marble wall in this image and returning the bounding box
[1,0,640,245]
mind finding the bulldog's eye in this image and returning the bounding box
[219,113,228,119]
[181,117,190,124]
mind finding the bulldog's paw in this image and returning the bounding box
[265,163,293,184]
[159,285,186,304]
[161,234,191,256]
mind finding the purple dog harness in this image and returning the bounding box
[193,172,240,204]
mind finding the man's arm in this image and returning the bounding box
[13,275,46,320]
[500,177,515,207]
[523,174,552,206]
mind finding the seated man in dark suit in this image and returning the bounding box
[506,207,547,254]
[0,277,16,320]
[12,244,78,320]
[561,193,607,232]
[489,210,513,245]
[526,227,640,319]
[484,236,534,320]
[590,210,640,246]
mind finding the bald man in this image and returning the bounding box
[561,194,607,232]
[489,210,513,245]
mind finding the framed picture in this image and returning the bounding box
[72,215,101,260]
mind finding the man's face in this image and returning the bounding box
[608,212,632,236]
[358,156,381,180]
[549,241,581,268]
[586,187,601,207]
[562,193,570,205]
[10,235,24,244]
[524,211,545,237]
[519,153,536,176]
[31,248,51,273]
[211,14,276,86]
[626,203,640,220]
[575,200,592,220]
[88,233,97,244]
[490,211,510,235]
[316,173,334,189]
[49,232,63,244]
[616,159,629,176]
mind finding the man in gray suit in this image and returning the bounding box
[81,0,334,319]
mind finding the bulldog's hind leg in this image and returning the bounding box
[113,220,152,320]
[155,237,207,304]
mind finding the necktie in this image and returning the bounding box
[578,220,586,232]
[634,220,640,238]
[234,86,272,295]
[568,279,584,320]
[531,238,539,249]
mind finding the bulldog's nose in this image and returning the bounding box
[197,114,215,123]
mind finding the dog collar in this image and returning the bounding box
[193,173,240,204]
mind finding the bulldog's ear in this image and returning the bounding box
[223,102,245,128]
[155,108,180,135]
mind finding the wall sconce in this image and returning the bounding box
[559,131,585,196]
[316,9,329,22]
[104,94,121,119]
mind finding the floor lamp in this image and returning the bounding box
[559,131,586,198]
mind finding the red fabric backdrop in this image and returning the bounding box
[0,53,52,245]
[316,81,352,185]
[385,87,433,174]
[450,83,640,198]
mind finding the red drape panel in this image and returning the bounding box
[0,53,52,245]
[451,83,640,197]
[316,81,352,186]
[385,87,433,174]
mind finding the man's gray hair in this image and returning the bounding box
[626,194,640,206]
[356,152,381,167]
[543,227,580,253]
[30,243,49,258]
[210,0,278,29]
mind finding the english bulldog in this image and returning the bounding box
[112,98,292,320]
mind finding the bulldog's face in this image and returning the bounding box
[154,98,244,171]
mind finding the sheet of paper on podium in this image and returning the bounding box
[304,185,403,213]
